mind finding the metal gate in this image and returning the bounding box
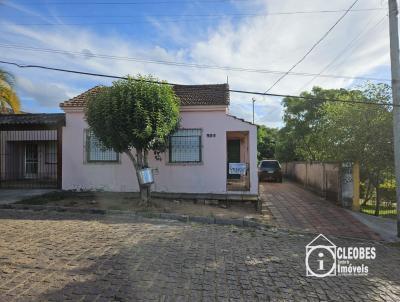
[0,114,64,189]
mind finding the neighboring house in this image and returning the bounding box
[59,84,258,199]
[0,114,65,188]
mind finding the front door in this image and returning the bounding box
[25,144,38,179]
[227,139,241,180]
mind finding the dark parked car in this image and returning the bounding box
[258,160,282,182]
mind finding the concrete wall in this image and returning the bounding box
[282,161,340,202]
[62,109,258,196]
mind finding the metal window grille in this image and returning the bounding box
[0,129,59,188]
[45,141,57,164]
[86,130,118,162]
[169,129,202,163]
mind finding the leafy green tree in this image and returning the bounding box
[85,75,180,204]
[0,69,20,113]
[319,83,393,214]
[274,127,298,162]
[278,83,394,215]
[257,125,278,160]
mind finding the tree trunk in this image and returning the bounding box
[139,185,149,205]
[124,149,151,206]
[136,148,151,206]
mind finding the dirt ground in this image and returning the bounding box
[17,191,260,220]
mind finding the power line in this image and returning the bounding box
[0,59,395,107]
[4,0,261,5]
[0,43,391,82]
[12,8,385,18]
[2,8,386,25]
[264,0,359,93]
[297,13,388,93]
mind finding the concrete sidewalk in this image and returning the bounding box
[349,210,399,242]
[0,189,55,205]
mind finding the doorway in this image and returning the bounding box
[25,143,38,179]
[226,131,250,191]
[227,139,241,180]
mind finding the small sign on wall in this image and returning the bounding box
[229,163,247,175]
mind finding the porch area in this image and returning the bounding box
[226,131,250,191]
[0,114,65,189]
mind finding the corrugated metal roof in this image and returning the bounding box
[0,113,65,126]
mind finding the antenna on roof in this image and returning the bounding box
[226,75,229,84]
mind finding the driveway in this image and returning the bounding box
[260,181,381,240]
[0,209,399,301]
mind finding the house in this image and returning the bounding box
[0,113,65,188]
[59,83,258,200]
[0,83,258,200]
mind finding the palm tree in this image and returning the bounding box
[0,69,20,113]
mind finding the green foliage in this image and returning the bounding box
[85,75,180,203]
[277,83,394,194]
[85,75,180,158]
[257,125,278,160]
[0,69,20,113]
[275,127,299,162]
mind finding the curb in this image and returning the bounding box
[0,204,269,230]
[0,204,385,243]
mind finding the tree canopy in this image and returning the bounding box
[86,75,180,156]
[257,125,278,160]
[275,83,394,212]
[85,75,180,203]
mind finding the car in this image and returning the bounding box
[258,160,283,182]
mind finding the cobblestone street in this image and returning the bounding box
[0,209,399,301]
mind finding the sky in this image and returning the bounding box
[0,0,392,127]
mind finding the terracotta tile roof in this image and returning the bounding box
[0,113,65,127]
[60,83,229,108]
[172,84,229,106]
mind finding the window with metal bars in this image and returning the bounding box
[169,129,202,163]
[85,130,119,162]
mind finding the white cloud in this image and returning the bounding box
[0,0,391,127]
[15,77,70,109]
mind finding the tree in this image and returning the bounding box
[257,125,278,160]
[278,83,394,215]
[319,83,393,215]
[0,69,20,113]
[85,75,180,204]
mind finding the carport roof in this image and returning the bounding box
[0,113,65,128]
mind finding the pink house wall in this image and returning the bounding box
[62,108,258,195]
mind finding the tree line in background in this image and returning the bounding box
[258,83,395,216]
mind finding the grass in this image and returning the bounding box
[360,204,397,218]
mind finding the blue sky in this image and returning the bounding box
[0,0,392,127]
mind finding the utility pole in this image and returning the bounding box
[388,0,400,237]
[252,98,256,124]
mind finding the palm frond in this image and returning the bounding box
[0,69,15,87]
[0,85,21,113]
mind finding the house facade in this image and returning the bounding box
[0,114,65,189]
[60,84,258,199]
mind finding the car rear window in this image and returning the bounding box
[261,161,280,168]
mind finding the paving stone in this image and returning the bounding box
[259,182,381,240]
[0,209,398,301]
